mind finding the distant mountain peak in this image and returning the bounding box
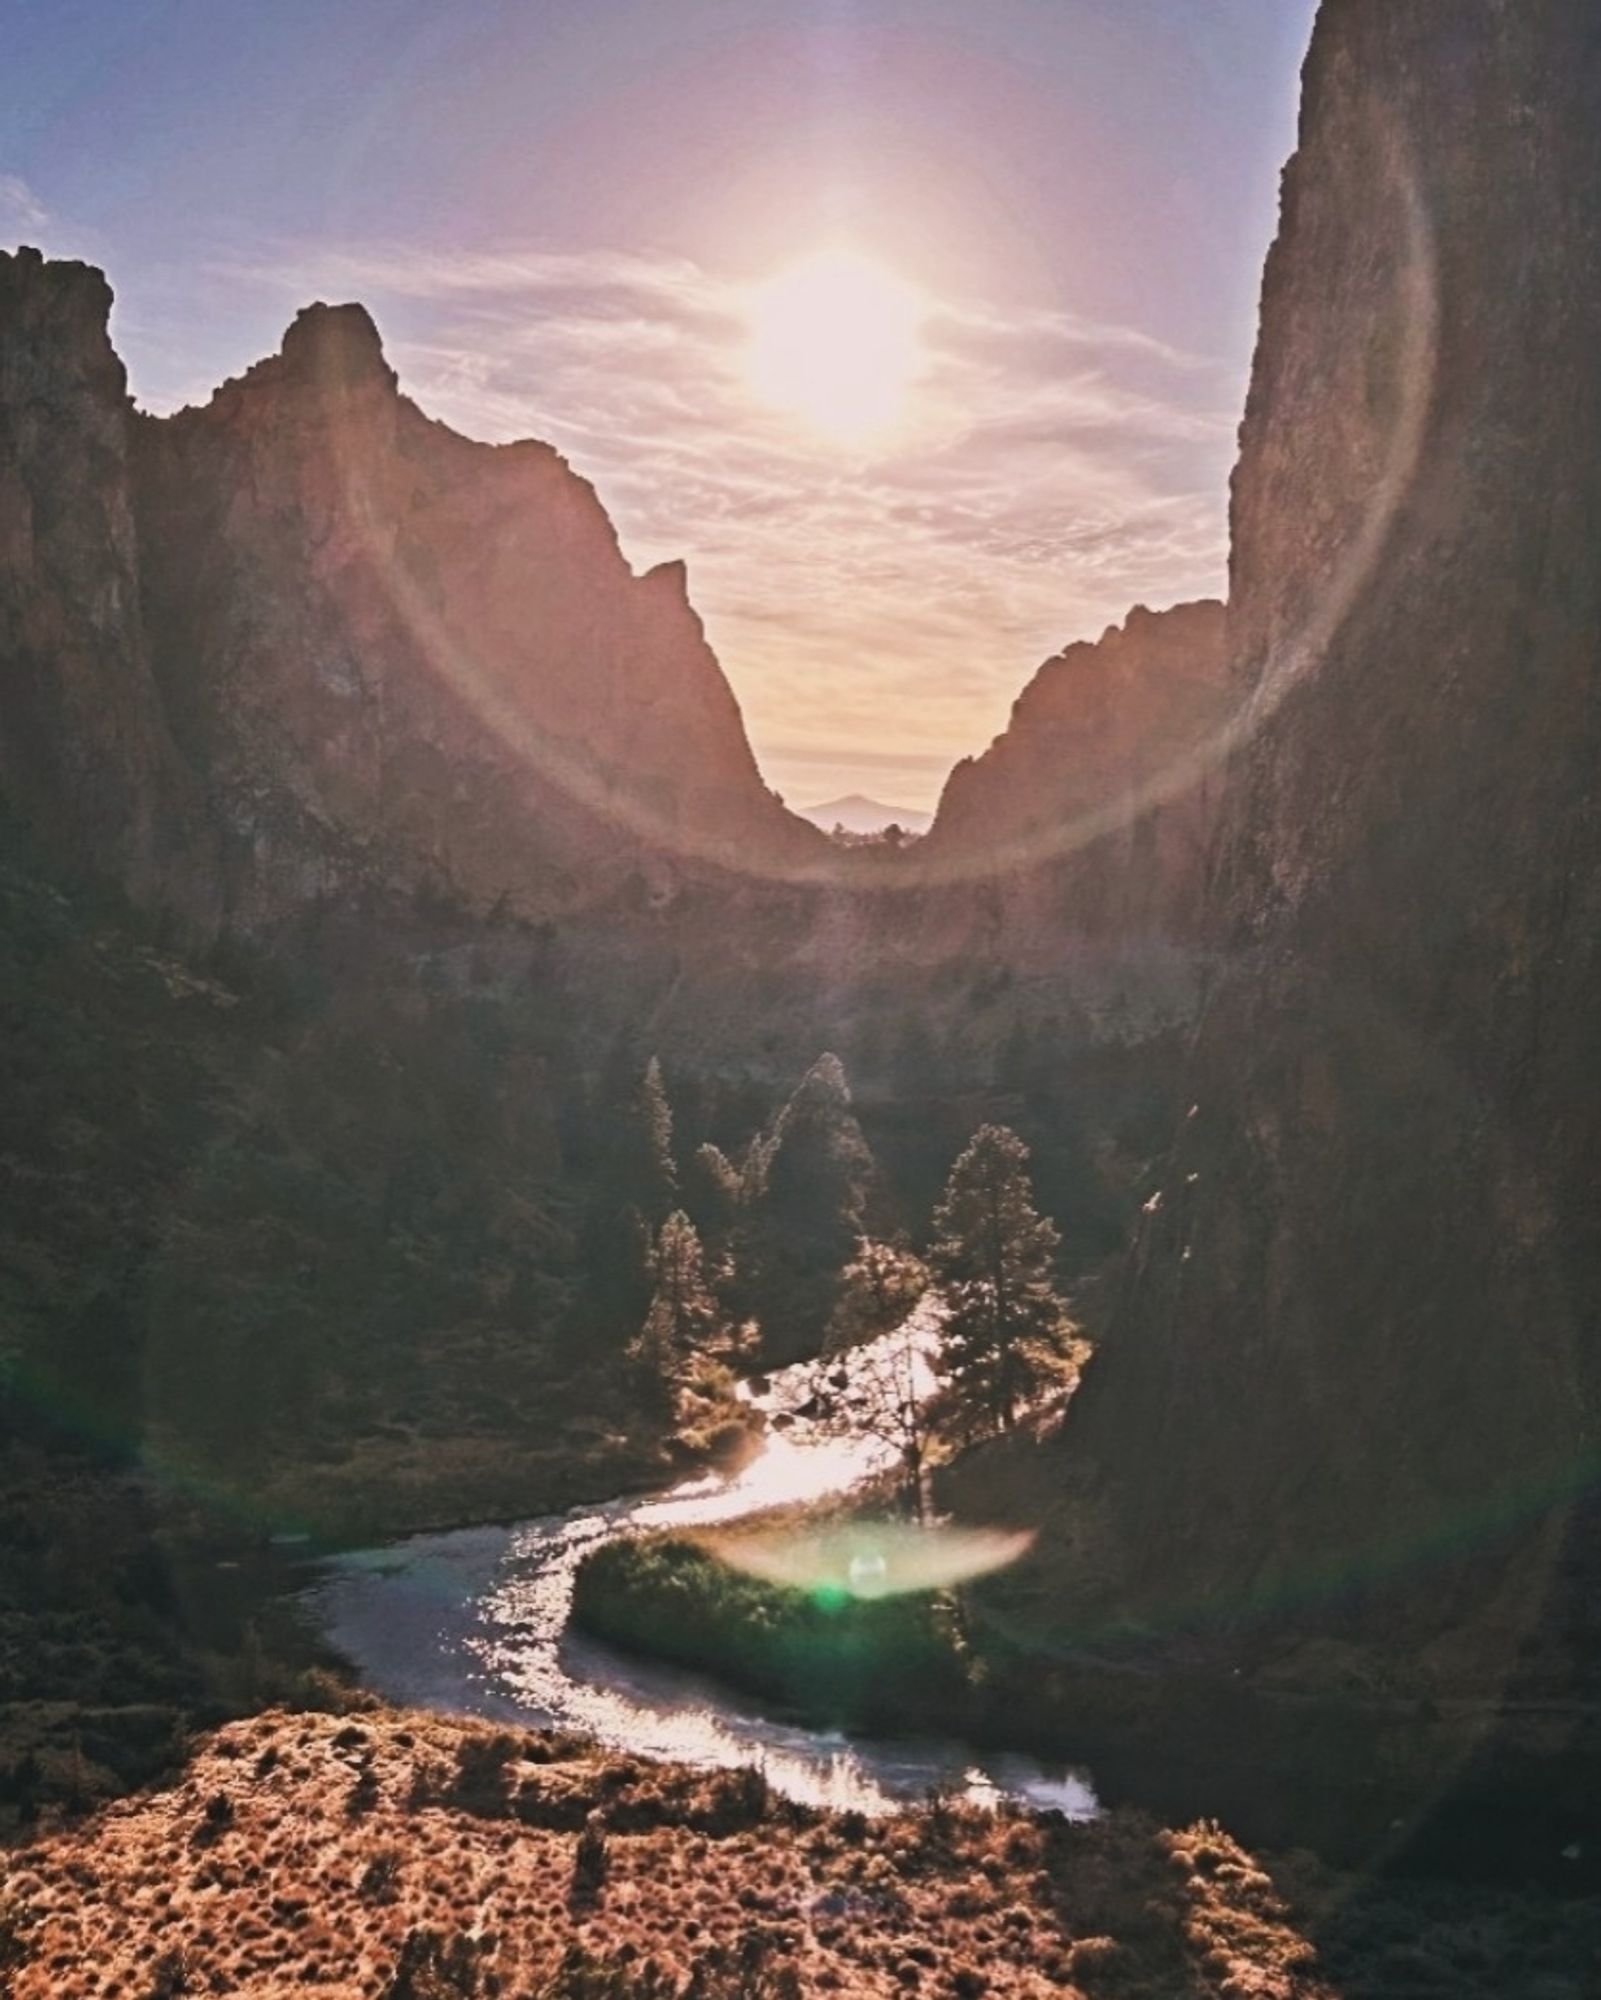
[800,794,933,837]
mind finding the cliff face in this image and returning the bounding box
[924,599,1229,939]
[0,249,189,894]
[0,251,820,927]
[1063,0,1601,1678]
[131,301,821,924]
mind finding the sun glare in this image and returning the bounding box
[744,246,926,448]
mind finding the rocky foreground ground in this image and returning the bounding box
[3,1708,1596,1999]
[0,1707,1327,1999]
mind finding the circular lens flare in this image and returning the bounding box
[745,246,926,447]
[710,1518,1036,1601]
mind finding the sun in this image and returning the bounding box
[744,246,926,448]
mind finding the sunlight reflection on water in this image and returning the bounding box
[305,1302,1098,1820]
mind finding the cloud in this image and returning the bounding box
[0,175,49,233]
[933,295,1213,366]
[204,236,1236,810]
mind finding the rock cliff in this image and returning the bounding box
[0,250,821,928]
[1058,0,1601,1687]
[0,249,190,895]
[924,598,1229,937]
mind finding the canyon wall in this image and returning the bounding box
[927,598,1227,928]
[906,599,1229,990]
[132,300,824,927]
[0,243,1240,1081]
[1060,0,1601,1684]
[0,248,822,932]
[0,249,191,896]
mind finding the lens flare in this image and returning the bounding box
[707,1518,1036,1601]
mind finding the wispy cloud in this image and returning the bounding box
[201,238,1236,810]
[0,174,50,233]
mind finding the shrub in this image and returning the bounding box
[358,1849,401,1903]
[717,1764,771,1828]
[191,1790,234,1848]
[147,1948,193,1999]
[446,1731,521,1817]
[384,1927,485,1999]
[572,1812,610,1898]
[346,1761,382,1816]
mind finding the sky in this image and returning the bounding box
[3,0,1317,812]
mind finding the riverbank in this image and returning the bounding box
[572,1526,973,1731]
[571,1525,1601,1889]
[0,1367,763,1837]
[245,1427,681,1552]
[294,1311,1601,1885]
[197,1367,765,1553]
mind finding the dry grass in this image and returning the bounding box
[0,1709,1350,1999]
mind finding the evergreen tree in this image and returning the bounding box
[740,1053,874,1365]
[625,1056,677,1224]
[683,1141,741,1255]
[633,1210,721,1407]
[928,1124,1069,1434]
[578,1055,678,1345]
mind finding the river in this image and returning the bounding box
[302,1303,1099,1818]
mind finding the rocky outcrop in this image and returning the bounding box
[925,598,1229,933]
[0,248,190,894]
[132,300,824,924]
[0,251,822,929]
[762,601,1234,1071]
[1059,0,1601,1686]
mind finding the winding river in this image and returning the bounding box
[303,1305,1098,1819]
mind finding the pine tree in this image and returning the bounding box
[633,1210,722,1404]
[739,1053,874,1365]
[683,1141,741,1254]
[625,1056,677,1224]
[928,1124,1069,1434]
[578,1055,678,1345]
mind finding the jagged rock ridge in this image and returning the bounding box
[0,252,822,928]
[926,599,1228,928]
